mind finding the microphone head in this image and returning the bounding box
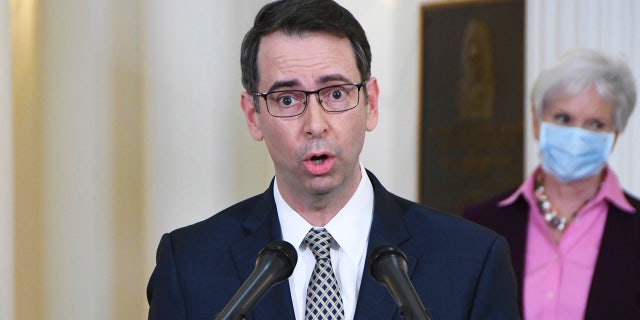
[367,245,433,320]
[368,244,408,282]
[256,240,298,280]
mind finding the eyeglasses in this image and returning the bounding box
[251,80,368,118]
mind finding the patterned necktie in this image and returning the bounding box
[304,228,345,320]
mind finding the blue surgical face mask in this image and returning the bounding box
[539,122,615,182]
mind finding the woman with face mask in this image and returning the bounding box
[463,49,639,320]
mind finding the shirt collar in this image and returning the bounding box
[275,163,375,258]
[598,166,635,213]
[499,165,635,214]
[498,167,538,208]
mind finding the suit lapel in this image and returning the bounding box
[229,183,296,320]
[354,171,413,320]
[225,172,424,320]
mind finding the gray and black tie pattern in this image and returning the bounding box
[304,228,344,320]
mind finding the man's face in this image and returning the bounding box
[241,31,379,200]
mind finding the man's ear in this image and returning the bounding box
[364,77,379,132]
[240,92,264,141]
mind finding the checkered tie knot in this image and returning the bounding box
[304,228,345,320]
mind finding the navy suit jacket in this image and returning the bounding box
[463,190,640,320]
[147,171,519,319]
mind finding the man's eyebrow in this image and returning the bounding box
[319,74,352,84]
[265,74,353,92]
[267,80,300,92]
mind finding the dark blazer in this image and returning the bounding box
[463,190,640,320]
[147,171,519,319]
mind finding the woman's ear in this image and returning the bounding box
[611,131,619,151]
[531,104,541,141]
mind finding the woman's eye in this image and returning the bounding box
[587,120,605,130]
[554,114,570,124]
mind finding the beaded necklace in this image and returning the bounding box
[534,180,572,231]
[533,173,595,231]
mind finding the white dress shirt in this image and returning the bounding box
[275,164,374,320]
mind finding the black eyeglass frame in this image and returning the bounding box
[250,79,369,118]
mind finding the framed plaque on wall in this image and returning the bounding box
[419,0,525,215]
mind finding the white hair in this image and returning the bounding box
[531,49,637,132]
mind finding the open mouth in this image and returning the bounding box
[310,154,329,164]
[303,152,334,175]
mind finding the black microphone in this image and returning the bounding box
[368,245,432,320]
[215,240,297,320]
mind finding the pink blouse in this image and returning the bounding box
[498,166,636,320]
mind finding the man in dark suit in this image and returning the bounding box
[147,1,519,319]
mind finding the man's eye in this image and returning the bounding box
[330,89,345,100]
[279,95,295,106]
[324,88,348,101]
[271,93,303,107]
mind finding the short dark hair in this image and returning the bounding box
[240,0,372,110]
